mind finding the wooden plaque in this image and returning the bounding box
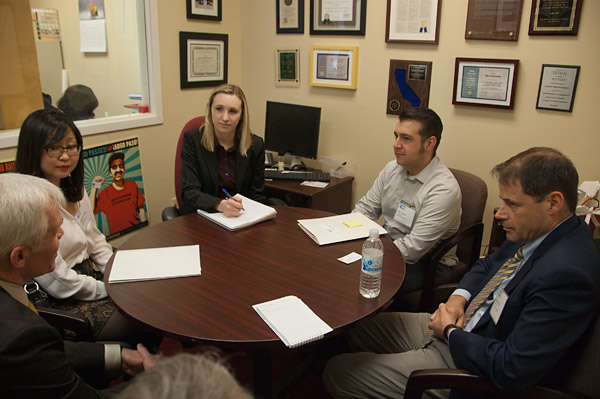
[465,0,523,41]
[386,60,432,115]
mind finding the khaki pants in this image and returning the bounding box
[323,312,455,399]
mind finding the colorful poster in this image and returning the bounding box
[0,160,15,174]
[84,137,148,240]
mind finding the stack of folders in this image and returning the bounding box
[253,295,333,348]
[297,212,387,245]
[196,194,277,231]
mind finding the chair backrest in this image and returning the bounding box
[449,168,488,262]
[559,315,600,398]
[174,116,206,207]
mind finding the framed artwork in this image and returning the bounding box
[536,64,580,112]
[277,0,305,34]
[186,0,222,21]
[310,46,358,89]
[310,0,366,35]
[529,0,583,36]
[465,0,523,41]
[452,58,519,109]
[386,60,433,115]
[275,49,300,87]
[179,31,228,89]
[385,0,441,44]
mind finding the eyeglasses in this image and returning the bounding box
[44,145,81,158]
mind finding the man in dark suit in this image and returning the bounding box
[323,147,600,398]
[0,173,156,398]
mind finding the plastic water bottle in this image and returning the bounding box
[360,229,384,298]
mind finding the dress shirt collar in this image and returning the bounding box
[403,156,440,184]
[0,280,29,308]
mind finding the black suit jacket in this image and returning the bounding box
[0,287,108,398]
[179,127,266,215]
[450,214,600,392]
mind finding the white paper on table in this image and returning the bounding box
[109,245,201,283]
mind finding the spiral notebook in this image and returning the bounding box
[253,295,333,348]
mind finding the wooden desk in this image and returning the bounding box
[265,176,354,214]
[106,206,404,345]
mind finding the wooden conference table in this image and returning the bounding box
[106,206,405,396]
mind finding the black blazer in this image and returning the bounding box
[0,286,108,398]
[450,214,600,392]
[179,126,266,215]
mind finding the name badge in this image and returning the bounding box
[490,288,509,325]
[394,201,415,228]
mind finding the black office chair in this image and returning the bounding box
[394,168,488,313]
[404,316,600,399]
[37,306,95,342]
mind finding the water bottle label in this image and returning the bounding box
[362,257,382,272]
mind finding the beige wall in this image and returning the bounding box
[1,0,598,248]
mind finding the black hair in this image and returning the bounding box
[108,152,125,167]
[15,109,84,202]
[58,85,98,120]
[399,108,443,155]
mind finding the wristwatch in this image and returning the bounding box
[443,324,461,343]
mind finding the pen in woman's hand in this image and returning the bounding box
[222,188,245,210]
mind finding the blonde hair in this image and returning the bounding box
[201,84,252,156]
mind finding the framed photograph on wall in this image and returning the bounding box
[277,0,305,33]
[452,58,519,109]
[310,46,358,89]
[179,32,228,89]
[275,49,300,87]
[385,0,441,44]
[536,64,580,112]
[186,0,222,21]
[310,0,366,35]
[529,0,583,36]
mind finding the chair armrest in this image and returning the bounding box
[161,206,180,221]
[418,223,484,312]
[265,197,287,207]
[37,306,94,342]
[405,369,573,399]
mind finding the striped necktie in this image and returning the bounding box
[422,246,524,347]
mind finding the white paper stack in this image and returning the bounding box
[297,212,387,245]
[196,194,277,231]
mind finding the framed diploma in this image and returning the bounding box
[465,0,523,41]
[385,0,441,44]
[310,0,367,35]
[275,49,301,87]
[452,58,519,109]
[186,0,222,21]
[179,32,228,89]
[386,60,432,115]
[310,46,358,89]
[529,0,583,36]
[536,64,580,112]
[277,0,305,34]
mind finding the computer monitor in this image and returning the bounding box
[264,101,321,168]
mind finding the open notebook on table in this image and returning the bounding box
[297,212,387,245]
[196,194,277,231]
[253,295,332,348]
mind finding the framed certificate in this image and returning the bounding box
[536,64,580,112]
[452,58,519,109]
[310,46,358,89]
[310,0,367,35]
[529,0,583,36]
[385,0,441,44]
[277,0,305,34]
[179,32,228,89]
